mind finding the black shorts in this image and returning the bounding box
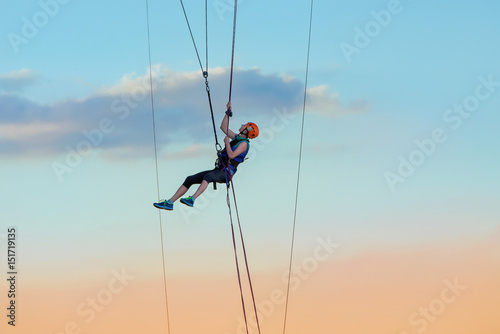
[182,168,233,188]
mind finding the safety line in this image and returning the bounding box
[282,0,314,333]
[146,1,171,333]
[205,0,209,71]
[221,162,261,334]
[205,82,221,151]
[228,0,238,102]
[225,170,250,334]
[222,1,261,332]
[228,177,262,334]
[179,0,204,73]
[179,0,220,151]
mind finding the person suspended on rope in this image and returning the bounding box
[153,102,259,210]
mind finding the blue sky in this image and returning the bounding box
[1,0,500,280]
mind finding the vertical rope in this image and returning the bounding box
[229,179,262,334]
[205,0,209,71]
[228,0,238,102]
[225,171,250,334]
[146,1,171,333]
[282,1,314,333]
[223,1,261,330]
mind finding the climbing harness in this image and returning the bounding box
[216,136,249,166]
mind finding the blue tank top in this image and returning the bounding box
[220,136,249,171]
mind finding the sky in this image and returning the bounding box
[1,0,500,333]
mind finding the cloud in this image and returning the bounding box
[0,121,76,142]
[0,65,368,159]
[307,85,370,116]
[0,68,40,92]
[161,144,211,161]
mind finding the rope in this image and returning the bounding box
[146,1,171,333]
[222,2,261,332]
[205,79,221,151]
[225,170,250,334]
[221,162,261,334]
[229,177,262,334]
[179,0,204,73]
[179,0,221,151]
[228,0,238,102]
[205,0,209,71]
[282,0,314,333]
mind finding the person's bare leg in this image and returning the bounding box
[169,185,188,203]
[192,180,209,199]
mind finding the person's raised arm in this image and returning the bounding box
[220,101,236,139]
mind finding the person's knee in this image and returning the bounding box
[203,175,214,184]
[183,175,196,188]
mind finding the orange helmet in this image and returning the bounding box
[246,122,259,139]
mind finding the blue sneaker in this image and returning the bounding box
[180,196,195,207]
[154,199,173,211]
